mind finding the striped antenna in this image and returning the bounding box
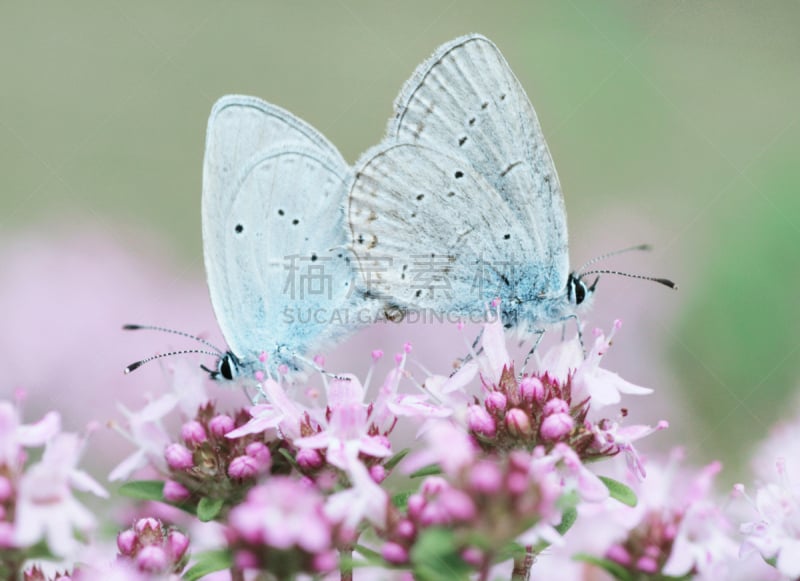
[123,324,224,355]
[578,269,677,290]
[124,349,220,374]
[576,244,652,276]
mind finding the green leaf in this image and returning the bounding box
[555,506,578,536]
[118,480,165,501]
[278,447,302,471]
[353,543,383,563]
[574,553,635,581]
[196,497,224,522]
[183,550,233,581]
[410,528,472,581]
[599,476,638,507]
[384,448,410,471]
[392,491,413,509]
[532,505,579,553]
[410,464,442,479]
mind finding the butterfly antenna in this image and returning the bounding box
[579,269,677,290]
[124,349,221,374]
[576,244,652,275]
[123,324,225,355]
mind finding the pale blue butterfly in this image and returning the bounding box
[347,34,674,338]
[126,96,370,382]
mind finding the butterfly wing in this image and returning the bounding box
[203,96,358,365]
[349,142,550,319]
[386,34,568,293]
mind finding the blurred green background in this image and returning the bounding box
[1,1,798,477]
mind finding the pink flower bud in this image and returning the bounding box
[370,464,387,483]
[469,461,503,494]
[420,502,449,526]
[137,545,168,572]
[163,480,191,502]
[165,443,194,470]
[467,405,496,437]
[209,414,234,436]
[166,530,189,560]
[540,413,574,441]
[507,472,529,495]
[407,493,426,519]
[245,442,271,469]
[606,544,631,565]
[485,391,507,412]
[134,517,161,534]
[396,519,415,540]
[461,547,484,567]
[543,398,569,415]
[180,421,207,445]
[234,549,259,569]
[382,542,409,564]
[297,447,323,470]
[505,408,532,437]
[519,376,545,401]
[440,489,476,522]
[636,555,658,574]
[421,476,448,496]
[117,529,137,555]
[312,550,338,572]
[228,455,259,479]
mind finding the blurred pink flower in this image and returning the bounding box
[736,459,800,579]
[0,398,60,468]
[14,432,108,557]
[0,225,228,475]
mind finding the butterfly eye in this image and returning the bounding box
[219,354,237,381]
[574,280,586,305]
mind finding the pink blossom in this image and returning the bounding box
[228,477,333,553]
[108,395,176,481]
[324,452,388,530]
[403,421,477,477]
[14,433,108,557]
[737,459,800,579]
[294,376,391,470]
[538,321,652,409]
[225,379,306,440]
[0,400,61,468]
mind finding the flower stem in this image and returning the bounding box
[340,543,354,581]
[510,545,535,581]
[230,566,245,581]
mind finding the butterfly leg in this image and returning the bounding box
[290,351,348,382]
[520,328,546,375]
[449,327,485,377]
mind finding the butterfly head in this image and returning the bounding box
[566,272,598,308]
[201,351,241,381]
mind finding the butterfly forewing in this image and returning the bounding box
[387,34,569,291]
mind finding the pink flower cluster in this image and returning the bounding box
[116,518,189,575]
[226,477,341,576]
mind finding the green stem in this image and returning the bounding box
[340,543,354,581]
[510,545,535,581]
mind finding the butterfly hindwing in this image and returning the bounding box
[203,97,357,367]
[349,143,556,316]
